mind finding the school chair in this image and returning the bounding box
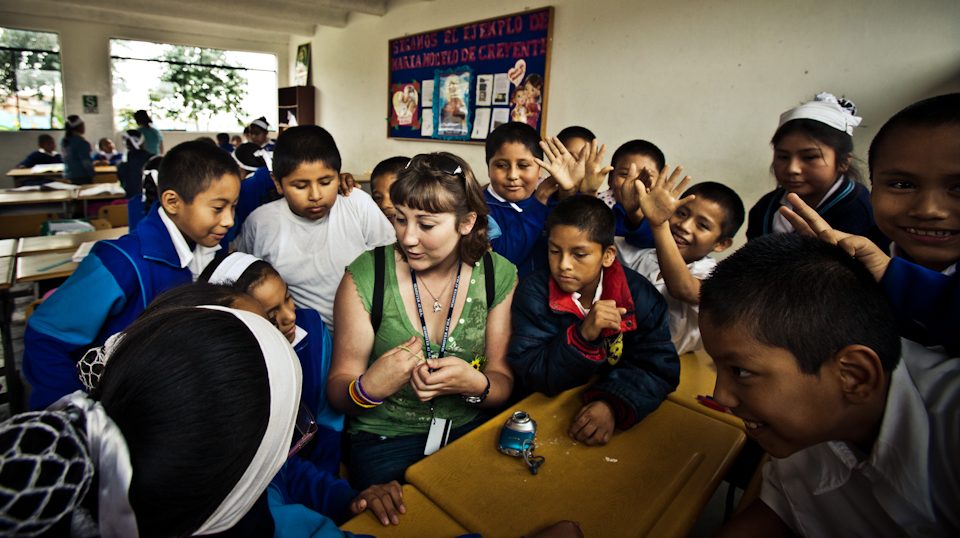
[98,203,129,227]
[0,213,59,240]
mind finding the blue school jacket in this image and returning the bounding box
[23,206,193,409]
[746,177,875,240]
[485,190,551,279]
[508,259,680,429]
[612,202,655,248]
[882,257,960,355]
[18,150,62,168]
[224,167,275,245]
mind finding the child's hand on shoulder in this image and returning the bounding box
[338,172,356,196]
[578,299,626,342]
[350,480,406,526]
[535,136,584,194]
[780,192,890,281]
[569,400,615,446]
[580,139,614,196]
[637,165,694,227]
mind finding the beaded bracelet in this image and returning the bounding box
[348,379,378,409]
[356,375,384,404]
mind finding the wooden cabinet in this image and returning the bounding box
[278,85,315,129]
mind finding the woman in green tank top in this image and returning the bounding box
[329,152,518,488]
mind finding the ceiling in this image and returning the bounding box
[0,0,406,42]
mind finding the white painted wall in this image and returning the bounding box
[296,0,960,246]
[0,9,289,186]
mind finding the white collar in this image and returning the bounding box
[157,206,221,268]
[571,269,604,316]
[292,325,308,347]
[486,184,524,213]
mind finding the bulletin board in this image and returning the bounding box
[387,7,553,142]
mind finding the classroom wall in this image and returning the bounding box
[0,9,289,186]
[295,0,960,247]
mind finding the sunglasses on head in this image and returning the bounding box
[407,153,465,180]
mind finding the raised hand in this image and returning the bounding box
[409,356,486,402]
[580,140,614,195]
[362,336,424,400]
[534,136,584,193]
[350,480,406,525]
[578,299,626,342]
[637,165,694,227]
[569,401,615,446]
[779,192,890,281]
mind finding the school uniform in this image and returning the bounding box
[596,190,655,247]
[508,259,679,429]
[61,135,95,184]
[760,339,960,537]
[881,252,959,355]
[138,125,163,155]
[18,149,62,168]
[23,205,217,409]
[293,307,343,475]
[92,151,123,165]
[224,166,275,245]
[617,242,715,354]
[219,142,235,153]
[235,190,395,329]
[485,185,551,279]
[746,176,875,240]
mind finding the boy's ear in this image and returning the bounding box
[271,173,283,195]
[833,345,886,404]
[458,212,478,236]
[601,244,617,268]
[712,237,734,253]
[160,190,181,215]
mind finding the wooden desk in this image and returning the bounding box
[7,165,118,187]
[0,239,15,259]
[668,351,744,430]
[405,390,745,538]
[16,251,76,283]
[17,227,128,256]
[0,256,12,289]
[0,189,74,208]
[340,484,469,537]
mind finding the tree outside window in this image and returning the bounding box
[0,27,64,131]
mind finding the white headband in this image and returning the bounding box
[207,252,262,285]
[51,391,138,538]
[67,116,84,128]
[254,148,273,172]
[194,305,301,535]
[123,132,144,150]
[251,118,269,131]
[778,92,862,135]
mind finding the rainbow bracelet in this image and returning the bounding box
[348,379,378,409]
[356,375,384,404]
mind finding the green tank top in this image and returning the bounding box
[346,245,516,437]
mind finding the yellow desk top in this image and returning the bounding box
[16,251,77,282]
[0,189,74,206]
[405,389,745,538]
[7,165,117,177]
[0,239,15,258]
[668,351,744,430]
[340,484,468,537]
[17,227,128,256]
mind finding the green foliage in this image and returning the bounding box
[0,28,63,129]
[149,45,246,129]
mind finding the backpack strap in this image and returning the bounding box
[371,246,386,334]
[483,251,495,310]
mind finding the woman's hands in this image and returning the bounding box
[360,336,424,401]
[409,356,487,401]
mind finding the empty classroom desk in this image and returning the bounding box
[340,484,469,537]
[7,165,119,187]
[17,227,128,256]
[404,388,745,538]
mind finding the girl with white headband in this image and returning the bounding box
[0,306,301,536]
[247,116,275,151]
[62,114,96,185]
[225,143,278,245]
[746,92,877,240]
[118,129,154,200]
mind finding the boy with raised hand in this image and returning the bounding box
[508,196,678,446]
[617,166,744,353]
[781,93,959,356]
[235,125,394,330]
[707,234,959,536]
[24,140,240,409]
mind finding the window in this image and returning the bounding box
[0,27,64,130]
[111,39,277,132]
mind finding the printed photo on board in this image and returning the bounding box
[437,70,471,137]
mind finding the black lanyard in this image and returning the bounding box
[411,261,462,360]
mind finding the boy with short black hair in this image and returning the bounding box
[23,140,241,409]
[92,137,122,165]
[618,168,744,353]
[17,134,62,168]
[706,234,959,536]
[236,125,394,329]
[597,139,667,250]
[216,132,234,153]
[509,196,679,446]
[556,125,595,159]
[369,155,409,222]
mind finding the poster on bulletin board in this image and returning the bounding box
[387,7,553,142]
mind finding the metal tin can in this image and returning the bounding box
[498,410,537,457]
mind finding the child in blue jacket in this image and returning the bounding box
[508,196,679,446]
[23,140,241,409]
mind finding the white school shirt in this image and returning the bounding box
[570,270,603,317]
[235,190,395,330]
[615,239,715,354]
[157,206,221,281]
[771,176,845,234]
[760,339,960,537]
